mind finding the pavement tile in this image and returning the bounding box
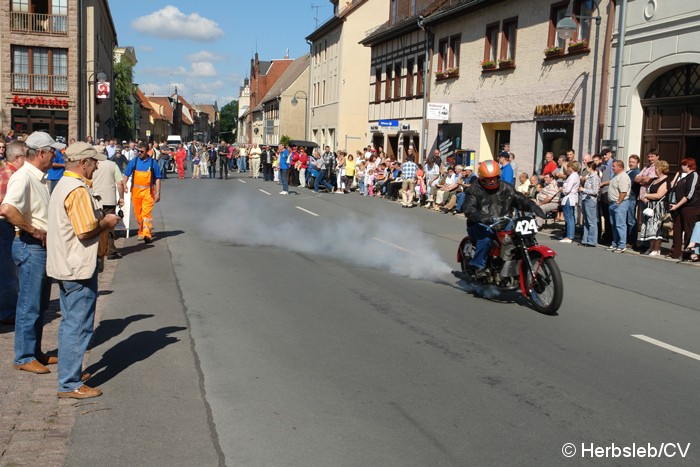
[0,259,117,467]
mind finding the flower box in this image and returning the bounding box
[435,68,459,80]
[498,59,515,69]
[544,46,564,58]
[567,40,589,53]
[480,60,497,71]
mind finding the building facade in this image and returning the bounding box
[424,0,610,175]
[607,1,700,171]
[0,0,117,141]
[307,0,390,153]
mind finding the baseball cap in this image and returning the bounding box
[465,165,473,171]
[25,131,66,150]
[64,142,106,162]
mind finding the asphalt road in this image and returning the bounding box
[68,172,700,467]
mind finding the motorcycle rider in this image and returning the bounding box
[463,160,545,279]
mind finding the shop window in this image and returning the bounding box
[11,46,67,94]
[500,18,518,63]
[484,23,499,63]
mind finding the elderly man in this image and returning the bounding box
[47,142,119,399]
[91,145,124,262]
[0,141,26,325]
[0,132,64,373]
[535,173,562,225]
[607,160,631,253]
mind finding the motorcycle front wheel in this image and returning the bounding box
[523,255,563,315]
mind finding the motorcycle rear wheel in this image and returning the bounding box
[524,256,563,315]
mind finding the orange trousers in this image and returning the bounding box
[132,187,154,238]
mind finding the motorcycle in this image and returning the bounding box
[455,213,563,314]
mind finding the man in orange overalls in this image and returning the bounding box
[123,142,161,243]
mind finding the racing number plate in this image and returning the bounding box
[514,218,538,237]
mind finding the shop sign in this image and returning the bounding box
[427,102,450,120]
[12,95,69,108]
[378,119,398,127]
[534,103,574,117]
[97,81,110,99]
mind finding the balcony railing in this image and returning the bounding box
[10,12,68,35]
[11,73,69,95]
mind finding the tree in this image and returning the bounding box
[113,61,135,141]
[280,135,291,147]
[219,100,239,143]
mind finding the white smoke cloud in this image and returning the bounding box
[198,193,453,282]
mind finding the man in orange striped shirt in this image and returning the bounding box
[47,142,119,399]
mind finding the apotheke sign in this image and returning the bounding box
[12,95,69,108]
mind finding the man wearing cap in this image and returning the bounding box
[499,152,514,185]
[91,145,125,262]
[0,141,27,326]
[47,142,119,399]
[0,132,64,374]
[123,141,161,243]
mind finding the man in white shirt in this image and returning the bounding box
[0,132,64,374]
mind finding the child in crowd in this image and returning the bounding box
[273,157,279,182]
[365,168,376,197]
[356,161,366,195]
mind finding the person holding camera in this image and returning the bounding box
[91,145,124,262]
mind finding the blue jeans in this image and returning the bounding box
[280,168,289,192]
[358,179,366,195]
[57,271,97,392]
[563,200,576,239]
[159,158,168,178]
[627,196,638,242]
[12,238,51,365]
[609,199,630,248]
[581,197,598,246]
[455,192,467,213]
[238,156,247,172]
[467,223,494,270]
[0,221,18,320]
[314,170,333,192]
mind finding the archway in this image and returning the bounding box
[641,64,700,171]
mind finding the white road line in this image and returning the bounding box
[238,179,247,184]
[632,335,700,362]
[259,189,271,196]
[372,237,416,255]
[295,206,319,217]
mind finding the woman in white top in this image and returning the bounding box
[559,161,581,242]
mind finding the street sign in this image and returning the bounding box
[427,103,450,120]
[146,130,151,138]
[97,81,110,99]
[601,139,618,152]
[105,117,116,129]
[378,119,398,127]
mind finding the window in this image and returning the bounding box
[417,56,424,95]
[501,18,518,61]
[11,0,29,12]
[374,68,382,102]
[548,1,592,50]
[12,46,67,94]
[406,59,414,97]
[322,80,326,105]
[394,62,402,98]
[438,35,460,72]
[385,65,392,101]
[484,23,499,62]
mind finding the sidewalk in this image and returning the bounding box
[0,258,118,467]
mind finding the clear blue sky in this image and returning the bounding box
[109,0,333,106]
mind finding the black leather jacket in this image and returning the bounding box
[463,181,545,227]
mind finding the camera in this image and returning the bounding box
[117,209,124,219]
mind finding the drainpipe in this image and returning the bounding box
[306,39,313,142]
[609,0,628,153]
[418,15,432,165]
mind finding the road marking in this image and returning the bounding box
[632,335,700,362]
[259,189,271,196]
[372,237,416,255]
[295,206,319,217]
[238,179,247,184]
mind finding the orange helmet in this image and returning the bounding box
[477,160,501,190]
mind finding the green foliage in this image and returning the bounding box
[279,135,291,147]
[219,100,238,143]
[113,61,135,141]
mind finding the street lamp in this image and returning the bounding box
[557,0,602,154]
[290,90,308,140]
